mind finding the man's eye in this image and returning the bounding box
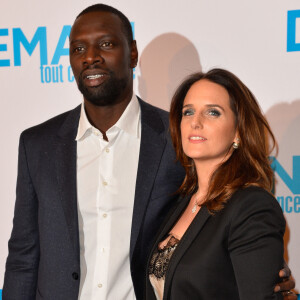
[208,109,221,117]
[73,46,84,53]
[100,41,113,48]
[182,109,194,116]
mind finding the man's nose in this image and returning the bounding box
[83,46,103,65]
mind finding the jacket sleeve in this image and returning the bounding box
[228,188,285,300]
[2,133,39,300]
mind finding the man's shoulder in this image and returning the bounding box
[21,105,81,139]
[138,97,169,116]
[138,97,170,128]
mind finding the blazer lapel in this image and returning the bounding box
[55,105,81,261]
[151,195,191,247]
[163,205,211,299]
[130,99,167,260]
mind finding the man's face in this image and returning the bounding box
[69,11,138,106]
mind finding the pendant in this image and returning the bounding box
[192,203,197,213]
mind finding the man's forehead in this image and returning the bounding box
[74,11,122,29]
[70,11,124,38]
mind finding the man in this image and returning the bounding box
[2,4,296,300]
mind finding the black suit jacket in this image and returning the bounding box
[3,98,185,300]
[145,186,285,300]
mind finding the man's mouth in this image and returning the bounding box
[86,74,104,80]
[83,72,108,87]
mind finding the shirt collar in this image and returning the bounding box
[113,94,140,138]
[76,94,140,141]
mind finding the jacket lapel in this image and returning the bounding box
[151,195,191,247]
[130,98,167,260]
[163,204,211,299]
[55,105,81,261]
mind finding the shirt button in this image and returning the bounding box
[98,283,103,288]
[105,148,110,153]
[102,181,108,186]
[103,213,107,218]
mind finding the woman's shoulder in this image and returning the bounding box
[225,186,285,229]
[229,186,279,209]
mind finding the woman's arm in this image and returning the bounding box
[228,187,285,300]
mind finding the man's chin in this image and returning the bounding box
[78,77,128,107]
[80,87,107,105]
[84,93,120,107]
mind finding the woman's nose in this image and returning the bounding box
[191,116,203,129]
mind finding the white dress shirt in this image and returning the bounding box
[76,95,140,300]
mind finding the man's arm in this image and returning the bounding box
[276,263,297,300]
[2,133,39,300]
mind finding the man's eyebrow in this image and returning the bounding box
[70,34,118,46]
[70,40,82,45]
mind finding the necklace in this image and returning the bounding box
[192,195,200,213]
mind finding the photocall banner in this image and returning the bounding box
[0,0,299,297]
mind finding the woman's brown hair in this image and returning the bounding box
[169,68,277,212]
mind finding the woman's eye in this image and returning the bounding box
[182,109,194,116]
[207,109,221,117]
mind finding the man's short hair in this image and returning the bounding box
[76,4,133,45]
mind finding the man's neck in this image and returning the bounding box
[84,95,132,134]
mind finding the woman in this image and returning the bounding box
[146,69,287,299]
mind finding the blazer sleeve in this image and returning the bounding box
[2,133,39,300]
[228,188,285,300]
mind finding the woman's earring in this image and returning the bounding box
[233,138,240,149]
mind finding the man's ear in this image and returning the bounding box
[130,40,138,68]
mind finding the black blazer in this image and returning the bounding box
[3,98,185,300]
[145,186,285,300]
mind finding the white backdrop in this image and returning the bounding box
[0,0,299,296]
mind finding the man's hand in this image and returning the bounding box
[274,264,297,300]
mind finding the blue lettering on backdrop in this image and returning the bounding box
[277,196,300,213]
[270,156,300,194]
[40,65,64,83]
[13,27,48,66]
[0,28,10,67]
[68,65,74,82]
[270,156,300,213]
[287,10,300,52]
[51,25,71,65]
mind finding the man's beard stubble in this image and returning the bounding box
[78,70,128,107]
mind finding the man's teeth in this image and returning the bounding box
[86,74,103,79]
[190,136,205,140]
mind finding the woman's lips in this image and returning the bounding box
[188,136,207,143]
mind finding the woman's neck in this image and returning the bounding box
[193,160,217,202]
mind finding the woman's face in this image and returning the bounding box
[180,79,238,166]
